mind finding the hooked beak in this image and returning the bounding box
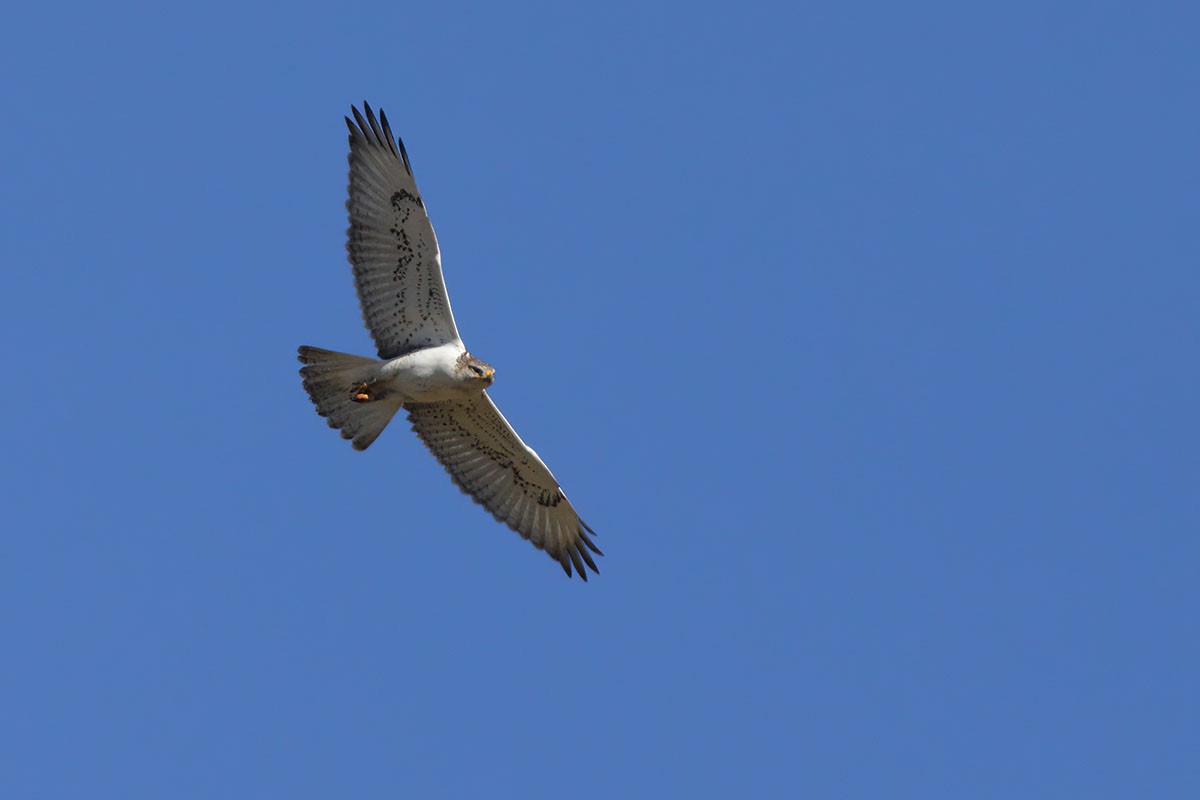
[483,368,495,382]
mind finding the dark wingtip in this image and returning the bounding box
[568,548,588,581]
[379,107,406,166]
[579,546,599,574]
[349,105,369,140]
[347,102,411,174]
[578,522,603,557]
[363,102,379,137]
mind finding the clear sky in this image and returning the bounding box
[1,1,1197,797]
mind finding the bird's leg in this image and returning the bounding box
[350,381,376,403]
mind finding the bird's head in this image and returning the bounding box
[458,353,495,386]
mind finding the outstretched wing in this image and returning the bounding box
[345,103,461,359]
[407,394,602,580]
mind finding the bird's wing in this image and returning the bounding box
[406,393,602,579]
[345,103,461,359]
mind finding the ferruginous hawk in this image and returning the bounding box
[298,103,601,580]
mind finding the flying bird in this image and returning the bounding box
[298,103,602,580]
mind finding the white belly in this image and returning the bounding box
[375,342,471,403]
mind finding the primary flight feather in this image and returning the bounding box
[298,103,601,580]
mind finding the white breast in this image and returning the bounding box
[378,341,469,403]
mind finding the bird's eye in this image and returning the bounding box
[471,365,483,375]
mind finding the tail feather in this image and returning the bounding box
[297,346,402,451]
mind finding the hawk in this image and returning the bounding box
[298,103,602,580]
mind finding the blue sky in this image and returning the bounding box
[1,1,1197,797]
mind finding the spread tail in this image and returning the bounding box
[297,346,402,451]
